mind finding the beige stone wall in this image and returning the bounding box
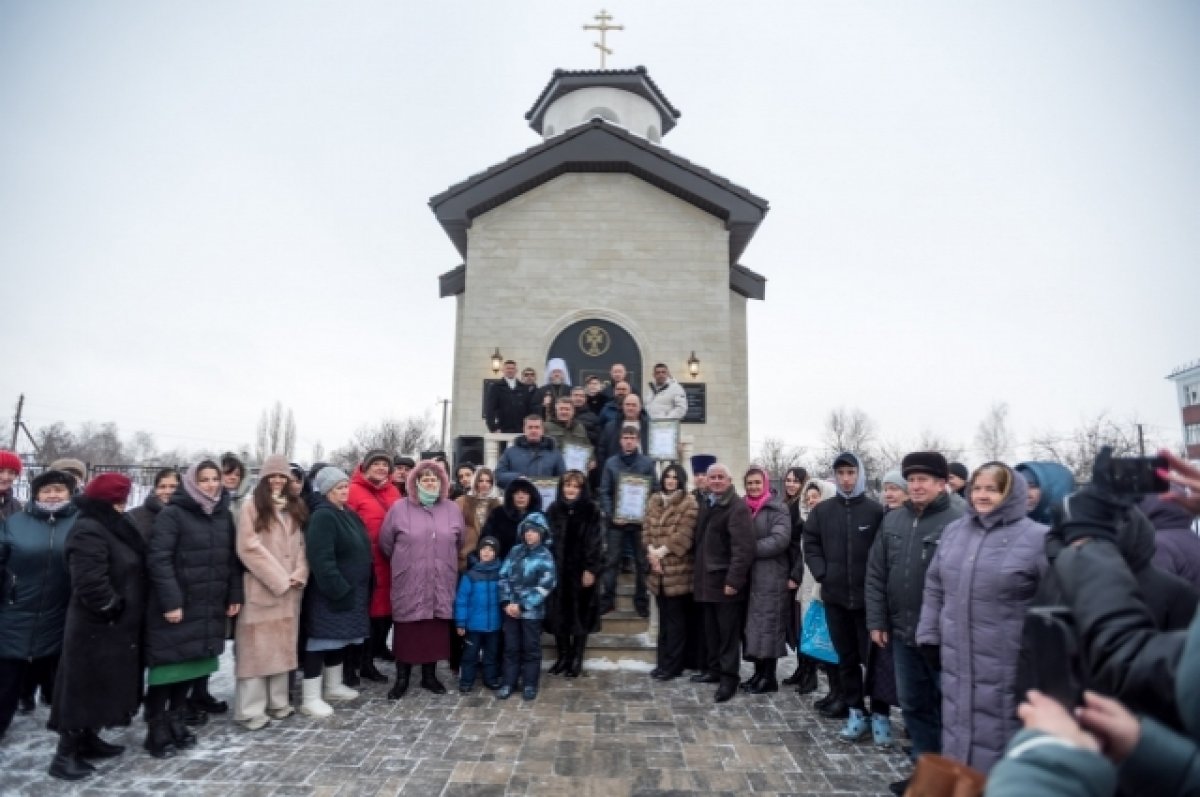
[449,173,750,478]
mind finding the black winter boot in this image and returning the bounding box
[741,659,764,691]
[167,709,197,749]
[565,635,587,678]
[794,655,819,695]
[77,728,125,758]
[813,664,840,710]
[343,645,362,688]
[549,635,570,675]
[419,663,446,694]
[387,664,412,700]
[48,731,96,781]
[749,658,779,694]
[143,716,178,759]
[359,652,387,683]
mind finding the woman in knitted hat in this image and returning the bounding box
[379,460,463,698]
[142,460,243,757]
[0,469,78,742]
[298,467,371,718]
[46,473,143,780]
[880,470,909,511]
[232,454,310,731]
[0,449,23,521]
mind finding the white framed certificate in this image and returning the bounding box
[648,419,680,461]
[562,442,592,473]
[531,478,558,510]
[613,473,652,524]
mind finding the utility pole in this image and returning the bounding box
[1137,423,1146,457]
[10,394,23,450]
[438,399,451,454]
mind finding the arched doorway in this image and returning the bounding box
[546,318,643,391]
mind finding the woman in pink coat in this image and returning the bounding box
[378,460,463,699]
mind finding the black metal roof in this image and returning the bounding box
[429,118,769,298]
[525,66,682,136]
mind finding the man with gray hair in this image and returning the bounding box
[690,463,755,703]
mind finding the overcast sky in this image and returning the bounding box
[1,1,1197,467]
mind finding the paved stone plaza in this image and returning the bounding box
[0,659,909,797]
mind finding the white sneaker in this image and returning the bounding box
[299,677,333,718]
[322,664,360,701]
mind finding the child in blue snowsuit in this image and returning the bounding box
[498,512,557,700]
[454,536,503,693]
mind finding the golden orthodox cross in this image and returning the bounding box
[583,9,624,69]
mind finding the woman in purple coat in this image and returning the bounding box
[379,460,463,699]
[916,462,1048,774]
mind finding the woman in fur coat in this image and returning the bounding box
[543,470,605,677]
[233,454,309,731]
[644,463,698,681]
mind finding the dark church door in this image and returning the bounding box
[547,319,642,391]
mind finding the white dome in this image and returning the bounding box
[541,87,664,143]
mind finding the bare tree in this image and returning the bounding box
[127,431,160,464]
[310,440,326,464]
[330,414,438,471]
[1028,412,1150,481]
[256,402,297,461]
[33,422,76,463]
[913,430,965,464]
[819,407,882,477]
[754,437,808,477]
[975,402,1014,463]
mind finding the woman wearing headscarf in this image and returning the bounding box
[544,470,606,678]
[299,466,371,718]
[455,467,502,573]
[379,460,463,699]
[916,463,1048,774]
[143,461,243,757]
[533,357,572,421]
[740,466,792,694]
[128,468,180,541]
[781,466,819,692]
[233,455,309,731]
[643,463,698,682]
[481,477,543,560]
[47,474,144,780]
[799,477,845,715]
[0,470,78,742]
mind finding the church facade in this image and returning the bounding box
[431,67,769,477]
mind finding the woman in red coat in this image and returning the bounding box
[345,449,400,684]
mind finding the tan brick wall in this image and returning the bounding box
[449,173,750,478]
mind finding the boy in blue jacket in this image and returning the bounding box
[498,512,558,700]
[454,536,503,693]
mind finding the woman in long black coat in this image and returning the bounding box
[543,471,605,678]
[47,474,146,781]
[143,461,243,757]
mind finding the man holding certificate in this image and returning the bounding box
[597,426,656,618]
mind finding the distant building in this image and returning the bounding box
[1167,359,1200,461]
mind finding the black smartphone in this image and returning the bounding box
[1021,607,1084,710]
[1105,455,1169,495]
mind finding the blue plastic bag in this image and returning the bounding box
[800,599,839,664]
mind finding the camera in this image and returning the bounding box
[1102,455,1169,496]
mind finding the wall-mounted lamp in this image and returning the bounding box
[687,351,700,378]
[490,348,503,374]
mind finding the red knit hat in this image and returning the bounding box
[0,449,21,475]
[84,473,132,504]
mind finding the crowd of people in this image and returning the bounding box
[2,382,1200,796]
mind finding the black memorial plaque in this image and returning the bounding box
[680,382,706,424]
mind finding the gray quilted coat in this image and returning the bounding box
[743,494,792,659]
[915,467,1048,774]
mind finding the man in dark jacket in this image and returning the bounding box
[485,360,531,433]
[597,393,651,466]
[494,416,565,490]
[866,452,964,792]
[569,387,601,446]
[803,452,887,739]
[690,463,755,703]
[597,426,656,617]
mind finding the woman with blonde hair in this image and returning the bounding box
[233,455,309,730]
[455,467,501,572]
[916,463,1048,774]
